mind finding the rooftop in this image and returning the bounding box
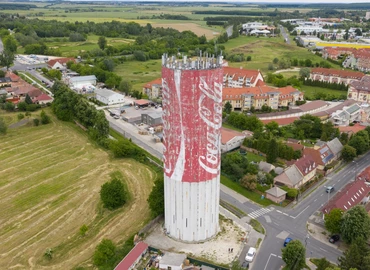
[95,89,123,99]
[221,127,245,144]
[311,67,365,80]
[114,242,148,270]
[70,75,97,83]
[322,180,370,213]
[266,186,287,197]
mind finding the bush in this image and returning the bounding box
[100,175,127,210]
[17,113,24,120]
[33,118,40,126]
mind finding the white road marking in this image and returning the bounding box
[320,247,327,252]
[313,199,317,202]
[248,208,274,219]
[292,205,310,219]
[264,253,276,270]
[320,194,323,196]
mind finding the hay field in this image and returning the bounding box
[0,110,155,269]
[150,22,220,39]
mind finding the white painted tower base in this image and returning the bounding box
[164,176,220,242]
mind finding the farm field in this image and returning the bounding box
[0,109,155,269]
[225,36,342,73]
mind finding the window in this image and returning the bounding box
[186,218,188,227]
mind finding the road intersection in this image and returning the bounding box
[105,111,370,270]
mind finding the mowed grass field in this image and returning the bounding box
[0,109,156,269]
[224,36,342,73]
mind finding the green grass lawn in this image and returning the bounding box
[221,175,273,207]
[301,85,348,100]
[246,151,266,163]
[114,60,162,91]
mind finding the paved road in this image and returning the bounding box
[279,24,290,45]
[0,37,3,53]
[101,106,370,269]
[221,152,370,270]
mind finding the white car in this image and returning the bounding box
[245,247,256,262]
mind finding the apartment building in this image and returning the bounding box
[142,78,162,99]
[348,75,370,103]
[222,85,303,111]
[309,68,365,85]
[223,66,264,88]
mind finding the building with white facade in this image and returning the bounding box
[95,89,125,105]
[220,128,247,153]
[68,75,97,89]
[330,103,362,126]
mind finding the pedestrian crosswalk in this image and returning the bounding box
[248,207,274,219]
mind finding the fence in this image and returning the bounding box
[138,215,163,236]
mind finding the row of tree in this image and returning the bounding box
[342,127,370,162]
[303,78,349,91]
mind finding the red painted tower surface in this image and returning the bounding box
[162,55,223,242]
[162,68,223,182]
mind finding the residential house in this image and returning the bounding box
[322,180,370,213]
[6,72,20,82]
[47,57,76,70]
[0,89,7,96]
[220,127,247,153]
[309,68,365,85]
[274,155,317,188]
[95,89,125,105]
[304,138,343,172]
[114,242,148,270]
[34,94,54,105]
[348,75,370,103]
[342,49,370,72]
[330,103,362,126]
[142,78,162,99]
[223,67,264,88]
[326,137,344,160]
[68,75,97,89]
[0,77,11,87]
[265,186,287,203]
[322,47,356,60]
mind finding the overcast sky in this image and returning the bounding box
[128,0,370,3]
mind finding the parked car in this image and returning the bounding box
[113,115,120,119]
[241,261,249,269]
[326,186,334,193]
[245,247,256,262]
[329,235,340,243]
[284,237,292,247]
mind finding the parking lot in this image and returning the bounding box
[15,54,61,65]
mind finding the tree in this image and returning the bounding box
[25,93,33,105]
[0,49,14,70]
[48,69,62,80]
[0,117,7,135]
[273,57,279,64]
[240,174,257,191]
[79,224,88,236]
[339,238,370,270]
[100,178,127,210]
[265,121,279,135]
[98,36,107,50]
[147,177,164,217]
[224,101,232,114]
[349,135,368,155]
[118,80,132,94]
[0,70,5,78]
[3,35,17,53]
[93,239,116,266]
[324,208,343,234]
[40,110,51,125]
[341,145,356,162]
[315,258,331,270]
[282,239,306,270]
[341,206,370,244]
[266,138,278,163]
[4,102,15,111]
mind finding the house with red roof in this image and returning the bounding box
[142,78,162,99]
[34,94,54,105]
[309,68,365,86]
[322,180,370,213]
[274,155,317,188]
[220,127,251,153]
[114,242,148,270]
[47,57,76,70]
[223,66,264,88]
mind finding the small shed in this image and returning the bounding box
[265,186,287,204]
[259,161,275,173]
[159,252,187,270]
[114,241,148,270]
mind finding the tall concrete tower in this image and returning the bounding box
[162,54,223,242]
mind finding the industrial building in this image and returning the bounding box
[141,111,163,126]
[162,54,223,242]
[95,89,125,105]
